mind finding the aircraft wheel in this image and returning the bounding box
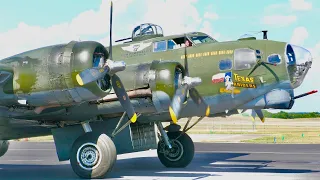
[0,140,9,157]
[157,131,194,168]
[70,132,117,179]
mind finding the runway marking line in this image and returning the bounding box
[7,149,320,155]
[6,160,43,162]
[196,150,320,155]
[9,149,55,151]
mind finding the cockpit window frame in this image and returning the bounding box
[233,48,257,71]
[155,26,163,35]
[132,23,164,39]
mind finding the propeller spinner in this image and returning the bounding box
[76,1,137,123]
[168,34,210,124]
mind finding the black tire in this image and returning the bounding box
[70,132,117,179]
[0,141,9,157]
[157,131,194,168]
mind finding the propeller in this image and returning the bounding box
[251,109,265,123]
[168,34,210,124]
[76,1,137,123]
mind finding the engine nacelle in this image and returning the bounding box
[117,60,185,112]
[0,41,112,107]
[0,140,9,157]
[148,60,185,112]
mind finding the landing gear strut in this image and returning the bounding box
[69,122,117,179]
[156,123,195,168]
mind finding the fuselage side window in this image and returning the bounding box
[168,40,176,50]
[234,48,257,70]
[267,54,282,64]
[153,40,167,52]
[219,59,232,71]
[190,36,217,44]
[167,37,193,50]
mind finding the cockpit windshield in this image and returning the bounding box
[132,23,163,39]
[189,36,217,44]
[140,24,155,35]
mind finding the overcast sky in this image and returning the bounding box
[0,0,319,112]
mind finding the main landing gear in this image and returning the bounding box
[70,122,117,179]
[156,122,195,168]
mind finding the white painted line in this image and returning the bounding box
[159,171,298,178]
[196,150,320,155]
[7,149,320,155]
[210,161,265,165]
[9,149,55,151]
[6,160,43,162]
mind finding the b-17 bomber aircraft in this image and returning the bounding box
[0,2,317,179]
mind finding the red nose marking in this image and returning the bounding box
[307,90,318,95]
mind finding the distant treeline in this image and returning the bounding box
[262,110,320,119]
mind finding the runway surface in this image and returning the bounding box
[0,142,320,180]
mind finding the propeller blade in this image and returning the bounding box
[254,109,265,123]
[251,109,257,122]
[76,1,138,124]
[184,33,189,76]
[111,74,137,123]
[169,85,188,124]
[251,109,265,123]
[108,1,137,123]
[76,0,124,86]
[76,66,109,86]
[189,88,210,117]
[109,0,113,60]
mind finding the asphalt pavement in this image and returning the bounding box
[0,142,320,180]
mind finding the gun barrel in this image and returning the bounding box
[294,90,318,99]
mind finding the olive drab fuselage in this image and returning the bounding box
[0,29,311,117]
[110,33,289,99]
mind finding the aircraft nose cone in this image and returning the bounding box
[285,44,313,88]
[295,45,312,65]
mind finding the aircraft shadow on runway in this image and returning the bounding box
[0,152,318,180]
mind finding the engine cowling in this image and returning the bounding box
[148,61,185,112]
[115,60,185,112]
[0,140,9,157]
[0,41,112,107]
